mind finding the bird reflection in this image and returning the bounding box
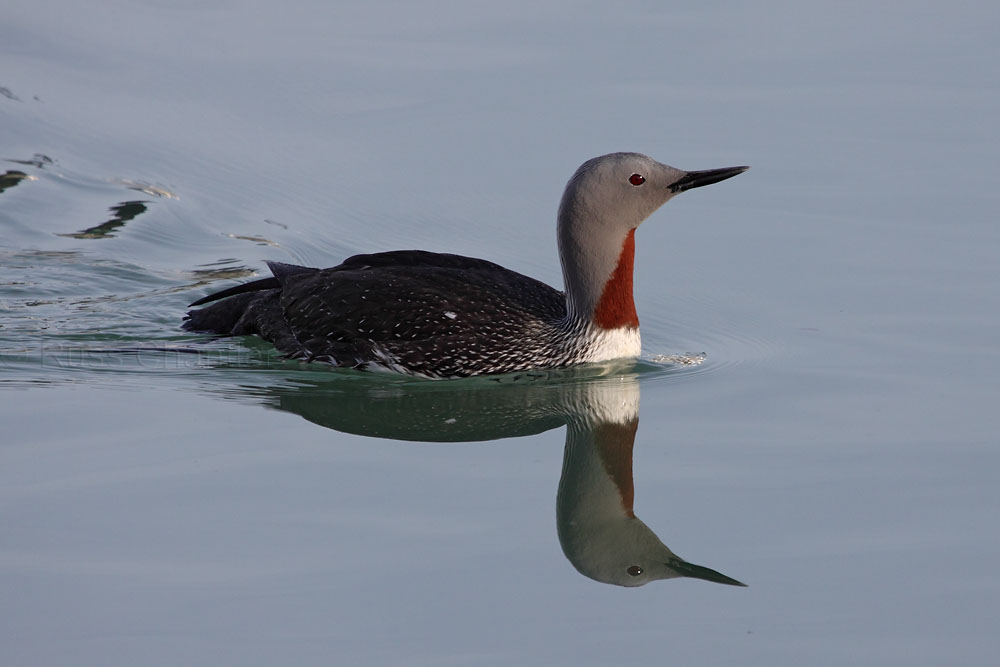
[556,380,744,587]
[234,366,744,588]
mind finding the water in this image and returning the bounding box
[3,1,999,665]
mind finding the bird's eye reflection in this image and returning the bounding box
[628,173,646,186]
[627,565,643,576]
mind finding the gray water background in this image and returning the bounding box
[2,1,998,665]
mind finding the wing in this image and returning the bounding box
[277,253,567,376]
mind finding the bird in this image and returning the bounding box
[184,152,747,378]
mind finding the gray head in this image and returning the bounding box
[557,152,747,322]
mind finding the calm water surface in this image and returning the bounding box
[2,2,999,665]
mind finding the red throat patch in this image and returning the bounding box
[593,229,639,329]
[594,419,639,517]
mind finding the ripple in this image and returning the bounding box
[112,179,178,199]
[638,293,780,382]
[0,169,35,194]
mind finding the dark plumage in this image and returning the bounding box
[185,251,577,378]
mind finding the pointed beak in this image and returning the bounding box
[668,557,748,587]
[670,165,749,193]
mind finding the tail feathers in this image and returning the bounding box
[188,276,280,307]
[184,261,318,335]
[183,292,260,334]
[187,261,319,307]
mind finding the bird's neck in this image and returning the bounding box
[592,229,639,329]
[558,213,639,329]
[559,417,640,526]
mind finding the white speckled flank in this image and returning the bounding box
[184,154,747,378]
[349,317,639,379]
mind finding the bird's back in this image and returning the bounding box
[185,250,570,378]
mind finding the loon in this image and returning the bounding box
[184,152,747,378]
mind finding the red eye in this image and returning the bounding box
[628,173,645,186]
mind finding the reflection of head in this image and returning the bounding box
[556,379,745,588]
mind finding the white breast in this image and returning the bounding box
[580,326,642,363]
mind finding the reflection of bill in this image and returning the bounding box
[244,366,744,588]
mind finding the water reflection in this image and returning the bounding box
[60,200,150,239]
[6,154,53,169]
[0,170,31,194]
[237,369,744,588]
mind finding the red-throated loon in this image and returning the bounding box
[184,153,747,378]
